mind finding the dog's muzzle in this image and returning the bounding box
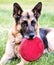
[29,32,35,39]
[24,26,35,39]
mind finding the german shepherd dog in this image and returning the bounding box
[0,2,54,65]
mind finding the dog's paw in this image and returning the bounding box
[16,63,24,65]
[16,61,24,65]
[0,62,3,65]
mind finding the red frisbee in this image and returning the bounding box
[19,37,44,61]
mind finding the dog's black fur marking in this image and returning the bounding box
[34,14,38,20]
[20,29,24,37]
[15,15,21,25]
[27,12,30,19]
[39,28,48,49]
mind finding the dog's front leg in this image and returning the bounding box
[0,28,23,65]
[0,30,16,65]
[0,40,16,65]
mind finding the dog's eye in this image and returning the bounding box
[31,20,36,26]
[21,20,28,27]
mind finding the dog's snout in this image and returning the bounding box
[28,26,35,39]
[29,35,34,39]
[23,25,35,39]
[28,26,34,32]
[29,33,35,39]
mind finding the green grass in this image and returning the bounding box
[0,0,54,65]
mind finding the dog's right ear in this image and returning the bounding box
[32,2,42,19]
[13,3,23,18]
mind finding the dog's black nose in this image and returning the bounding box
[29,35,34,39]
[29,33,35,39]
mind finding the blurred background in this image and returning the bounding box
[0,0,54,65]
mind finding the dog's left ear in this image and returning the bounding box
[13,3,23,17]
[32,2,42,19]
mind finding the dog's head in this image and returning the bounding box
[13,2,42,39]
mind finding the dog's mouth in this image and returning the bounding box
[24,35,36,39]
[22,31,36,39]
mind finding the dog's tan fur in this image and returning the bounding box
[0,2,54,65]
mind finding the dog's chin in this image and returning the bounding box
[24,35,36,39]
[24,35,29,39]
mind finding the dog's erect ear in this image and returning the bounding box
[13,3,23,17]
[32,2,42,19]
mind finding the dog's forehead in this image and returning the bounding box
[21,11,34,18]
[20,11,37,24]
